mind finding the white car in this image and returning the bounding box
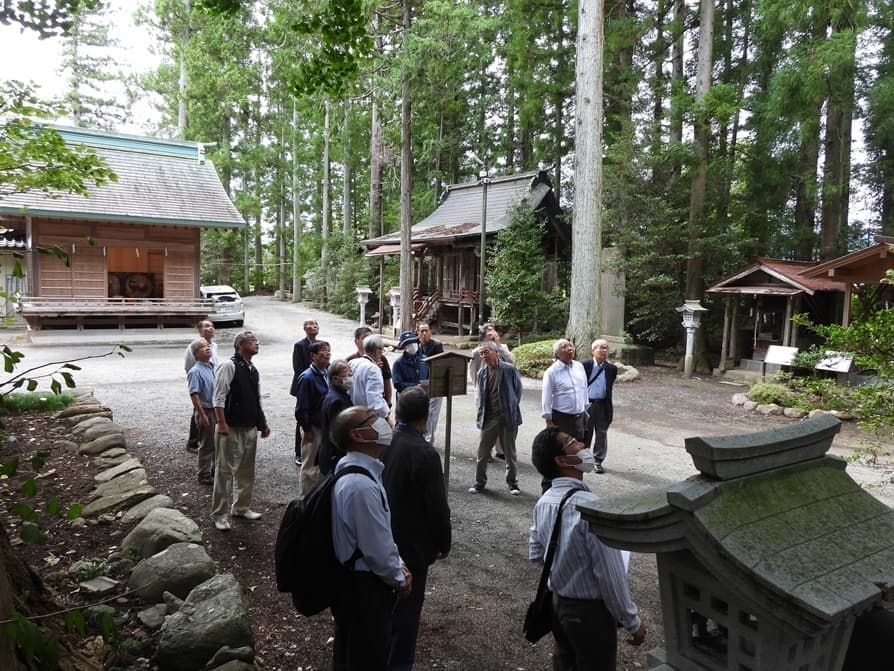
[200,285,245,326]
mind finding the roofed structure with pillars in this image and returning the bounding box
[362,170,565,334]
[0,126,245,330]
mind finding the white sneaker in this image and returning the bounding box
[232,510,262,520]
[214,516,231,531]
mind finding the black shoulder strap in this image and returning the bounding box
[536,488,579,594]
[588,363,604,386]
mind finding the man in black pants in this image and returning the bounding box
[289,319,319,465]
[184,320,218,452]
[383,387,451,670]
[582,339,617,474]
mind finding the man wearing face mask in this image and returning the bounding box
[330,406,412,671]
[529,427,646,670]
[391,331,430,398]
[318,359,353,476]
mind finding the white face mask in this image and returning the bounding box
[370,417,393,446]
[571,449,596,473]
[342,375,353,392]
[404,343,419,356]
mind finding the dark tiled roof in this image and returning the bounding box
[707,257,845,295]
[0,126,245,229]
[363,172,548,246]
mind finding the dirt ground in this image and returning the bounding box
[2,358,890,670]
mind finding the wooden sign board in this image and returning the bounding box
[764,345,799,366]
[815,351,853,373]
[424,351,469,398]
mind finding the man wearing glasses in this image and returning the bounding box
[348,334,391,420]
[582,339,617,474]
[529,427,645,669]
[330,405,411,670]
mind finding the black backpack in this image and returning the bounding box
[274,465,374,616]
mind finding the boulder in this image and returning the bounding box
[616,364,640,383]
[783,407,808,419]
[137,603,167,629]
[756,403,782,416]
[156,574,253,671]
[205,645,254,668]
[209,662,257,671]
[122,495,174,524]
[743,400,758,411]
[71,415,113,434]
[94,458,143,483]
[830,409,855,420]
[121,508,202,559]
[82,484,157,517]
[809,408,831,419]
[82,423,125,441]
[731,393,749,406]
[128,542,217,602]
[91,469,148,499]
[79,432,126,455]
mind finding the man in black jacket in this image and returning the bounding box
[289,319,320,465]
[382,386,452,671]
[317,359,353,476]
[581,339,618,474]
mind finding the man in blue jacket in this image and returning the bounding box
[294,340,330,496]
[469,341,524,496]
[391,330,429,398]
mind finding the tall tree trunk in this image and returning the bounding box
[177,0,190,139]
[669,0,685,177]
[567,0,605,354]
[278,101,286,301]
[649,0,667,185]
[683,0,714,376]
[343,99,352,235]
[292,98,302,302]
[399,0,414,332]
[321,100,330,306]
[368,94,383,238]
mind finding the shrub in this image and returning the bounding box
[1,392,73,414]
[512,340,556,378]
[747,382,791,405]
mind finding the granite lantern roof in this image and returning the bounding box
[578,414,894,638]
[0,125,245,229]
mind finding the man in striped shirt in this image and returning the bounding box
[529,427,646,669]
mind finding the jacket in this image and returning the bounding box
[581,359,618,424]
[475,359,523,428]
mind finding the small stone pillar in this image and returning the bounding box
[355,285,372,325]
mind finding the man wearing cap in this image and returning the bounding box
[416,322,444,445]
[392,330,430,399]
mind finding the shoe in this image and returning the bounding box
[488,456,495,463]
[468,484,484,493]
[595,463,605,474]
[214,516,231,531]
[198,476,213,486]
[232,510,262,520]
[294,456,302,466]
[496,452,506,460]
[509,485,521,496]
[186,444,199,453]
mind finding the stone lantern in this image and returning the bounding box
[387,287,401,335]
[676,299,708,377]
[355,285,372,325]
[578,414,894,671]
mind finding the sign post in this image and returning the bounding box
[424,351,469,493]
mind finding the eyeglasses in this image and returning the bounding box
[594,345,609,350]
[563,436,583,449]
[352,412,378,431]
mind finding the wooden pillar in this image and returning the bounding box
[791,294,802,348]
[730,299,739,364]
[378,257,385,333]
[782,295,794,346]
[842,284,852,327]
[719,295,732,372]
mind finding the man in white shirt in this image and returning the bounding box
[348,334,391,420]
[541,338,588,440]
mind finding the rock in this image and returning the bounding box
[94,458,143,483]
[128,542,217,602]
[163,591,185,613]
[79,576,119,596]
[809,408,830,418]
[96,454,133,467]
[70,517,87,528]
[743,400,758,411]
[616,364,640,382]
[79,432,126,455]
[61,409,113,426]
[206,645,255,668]
[756,403,782,416]
[57,403,110,419]
[156,574,253,671]
[97,513,117,525]
[137,603,168,629]
[82,423,125,441]
[91,469,148,499]
[85,605,117,623]
[56,440,80,453]
[122,495,175,524]
[99,447,127,458]
[732,393,749,406]
[783,407,808,419]
[209,660,257,671]
[81,484,157,517]
[830,409,855,420]
[122,508,202,559]
[71,415,113,434]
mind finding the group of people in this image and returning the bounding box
[182,316,644,670]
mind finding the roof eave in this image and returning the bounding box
[0,206,245,229]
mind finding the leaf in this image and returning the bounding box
[31,451,49,471]
[10,502,37,521]
[20,477,37,498]
[1,458,18,476]
[50,379,61,395]
[20,523,47,545]
[26,379,37,391]
[67,503,84,519]
[46,498,60,516]
[65,610,86,636]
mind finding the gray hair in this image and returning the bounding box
[362,333,384,354]
[233,330,256,349]
[481,340,500,354]
[553,338,572,355]
[591,339,610,351]
[190,338,209,355]
[327,359,348,379]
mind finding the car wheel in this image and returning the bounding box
[235,320,244,327]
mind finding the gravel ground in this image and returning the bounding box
[9,295,892,671]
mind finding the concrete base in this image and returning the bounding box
[602,338,654,366]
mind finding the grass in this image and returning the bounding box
[1,392,74,414]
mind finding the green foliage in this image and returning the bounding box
[793,309,894,379]
[0,0,99,37]
[3,612,59,668]
[747,382,791,405]
[487,206,568,336]
[303,232,375,319]
[511,340,556,379]
[1,392,74,414]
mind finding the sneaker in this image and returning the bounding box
[294,456,302,466]
[214,516,231,531]
[595,463,606,474]
[509,485,521,496]
[186,444,199,453]
[232,510,262,520]
[468,484,484,493]
[198,476,213,486]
